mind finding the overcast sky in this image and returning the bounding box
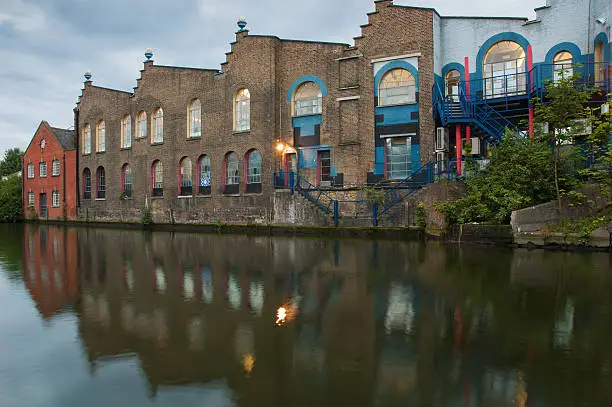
[0,0,541,156]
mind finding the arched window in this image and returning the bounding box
[83,168,91,199]
[179,157,193,196]
[293,82,322,116]
[188,99,202,139]
[96,167,106,199]
[234,89,250,132]
[483,41,526,97]
[445,70,461,98]
[121,115,132,149]
[136,111,147,139]
[379,68,416,106]
[594,40,605,84]
[121,164,132,198]
[553,51,573,83]
[82,124,91,154]
[96,121,106,152]
[152,161,163,197]
[224,152,239,194]
[245,149,262,193]
[198,155,211,195]
[152,108,164,143]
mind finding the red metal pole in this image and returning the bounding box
[464,57,470,100]
[456,125,462,175]
[528,45,534,138]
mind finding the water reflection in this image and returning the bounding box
[1,224,612,406]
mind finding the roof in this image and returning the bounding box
[46,122,75,150]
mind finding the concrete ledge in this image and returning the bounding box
[446,224,513,246]
[515,229,611,251]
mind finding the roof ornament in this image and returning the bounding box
[84,71,92,82]
[237,17,247,32]
[145,48,153,61]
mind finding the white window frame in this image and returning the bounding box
[121,115,132,149]
[152,108,164,144]
[188,100,202,139]
[226,153,239,185]
[28,192,35,206]
[52,190,60,208]
[384,135,413,179]
[52,160,60,176]
[97,121,106,152]
[293,82,323,117]
[198,155,211,192]
[247,150,262,184]
[234,89,250,132]
[136,111,147,139]
[553,51,573,83]
[27,164,34,179]
[39,162,47,178]
[83,124,91,154]
[153,161,164,190]
[378,68,417,106]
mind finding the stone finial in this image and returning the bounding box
[145,48,153,61]
[84,71,92,82]
[237,17,247,32]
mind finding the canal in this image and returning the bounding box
[0,224,611,406]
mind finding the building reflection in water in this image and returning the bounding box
[16,226,612,406]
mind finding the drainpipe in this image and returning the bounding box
[456,125,462,175]
[63,151,66,218]
[528,45,534,138]
[464,57,471,143]
[74,107,80,209]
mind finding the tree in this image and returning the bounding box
[0,148,24,177]
[0,175,23,223]
[533,75,594,213]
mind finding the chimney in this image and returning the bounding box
[375,0,393,11]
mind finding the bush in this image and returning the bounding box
[416,202,426,229]
[141,206,153,226]
[0,175,23,223]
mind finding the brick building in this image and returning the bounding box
[74,0,610,225]
[22,121,77,220]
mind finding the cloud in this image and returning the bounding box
[0,0,542,155]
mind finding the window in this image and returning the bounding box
[224,152,239,194]
[82,124,91,154]
[445,69,461,98]
[83,168,91,199]
[97,121,106,152]
[27,163,34,179]
[293,82,322,116]
[198,155,211,195]
[188,99,202,138]
[136,111,147,139]
[96,166,106,199]
[483,41,526,97]
[179,157,193,196]
[234,89,250,131]
[39,162,47,177]
[152,161,163,197]
[52,160,60,176]
[52,190,60,208]
[121,115,132,149]
[28,192,34,206]
[319,150,331,185]
[122,164,132,198]
[152,108,164,143]
[246,150,262,193]
[378,68,416,106]
[553,51,573,83]
[386,137,412,179]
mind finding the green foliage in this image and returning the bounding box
[438,132,557,224]
[548,214,611,238]
[0,175,24,223]
[362,185,386,205]
[415,202,426,229]
[0,148,23,177]
[141,206,154,226]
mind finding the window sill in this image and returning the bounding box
[187,136,201,141]
[96,151,106,154]
[151,196,164,200]
[232,130,250,135]
[177,195,193,199]
[95,198,106,201]
[151,142,164,146]
[196,194,212,198]
[243,192,264,196]
[52,174,60,177]
[223,194,241,197]
[120,147,132,151]
[82,153,91,156]
[377,102,418,108]
[52,206,60,208]
[39,176,47,178]
[292,113,322,118]
[339,85,360,90]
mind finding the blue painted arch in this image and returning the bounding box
[544,42,583,65]
[286,75,328,102]
[475,32,531,77]
[373,60,419,96]
[594,32,610,62]
[442,62,465,81]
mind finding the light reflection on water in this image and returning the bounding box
[0,224,611,407]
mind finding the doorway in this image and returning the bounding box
[39,193,48,218]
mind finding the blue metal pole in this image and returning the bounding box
[372,202,378,227]
[333,200,339,226]
[289,171,294,195]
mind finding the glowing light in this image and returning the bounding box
[243,354,255,374]
[276,142,285,152]
[276,307,287,325]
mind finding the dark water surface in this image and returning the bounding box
[0,224,611,407]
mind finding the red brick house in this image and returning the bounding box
[23,121,77,220]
